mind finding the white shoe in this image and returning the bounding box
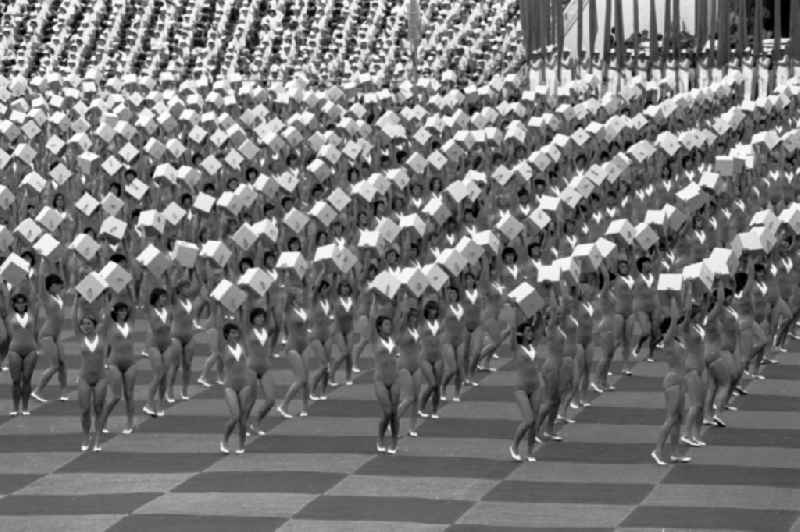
[31,391,48,403]
[651,451,667,466]
[9,411,18,417]
[81,443,89,451]
[377,442,386,453]
[418,410,430,419]
[21,410,30,416]
[299,410,308,417]
[670,455,692,463]
[345,380,354,386]
[235,448,245,455]
[590,383,604,393]
[309,394,320,401]
[102,428,110,434]
[277,406,293,419]
[122,427,133,435]
[318,395,327,401]
[156,409,166,418]
[526,455,537,462]
[569,401,580,409]
[557,415,575,424]
[197,378,212,388]
[387,447,397,455]
[431,413,440,419]
[143,406,156,417]
[180,394,190,401]
[509,445,522,462]
[165,396,176,404]
[680,435,700,447]
[220,442,230,454]
[59,395,70,402]
[92,445,102,452]
[352,367,361,374]
[408,430,419,438]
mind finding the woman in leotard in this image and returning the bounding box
[632,256,659,363]
[572,273,596,407]
[418,300,445,420]
[728,259,758,409]
[556,282,579,424]
[510,321,542,462]
[307,279,335,401]
[704,283,736,428]
[679,287,709,447]
[592,265,618,392]
[7,293,38,416]
[538,292,567,442]
[220,322,256,454]
[31,274,67,403]
[652,296,691,465]
[74,309,107,452]
[440,285,466,403]
[101,302,141,433]
[245,307,277,435]
[277,288,318,418]
[749,263,772,378]
[328,280,356,387]
[169,279,205,400]
[373,315,400,454]
[461,272,484,386]
[143,289,174,416]
[612,257,637,375]
[396,306,422,437]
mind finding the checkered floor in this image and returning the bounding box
[0,317,798,532]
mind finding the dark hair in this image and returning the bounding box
[337,280,352,296]
[45,274,63,291]
[111,302,130,322]
[636,256,651,271]
[446,284,461,301]
[80,314,98,327]
[239,257,254,271]
[222,322,239,340]
[375,315,391,331]
[423,300,439,319]
[11,293,28,305]
[109,254,127,264]
[249,307,267,324]
[175,279,191,295]
[150,288,168,306]
[502,247,518,262]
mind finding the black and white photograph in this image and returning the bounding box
[0,0,797,530]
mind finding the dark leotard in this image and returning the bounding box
[8,313,36,357]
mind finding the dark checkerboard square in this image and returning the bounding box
[173,471,345,493]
